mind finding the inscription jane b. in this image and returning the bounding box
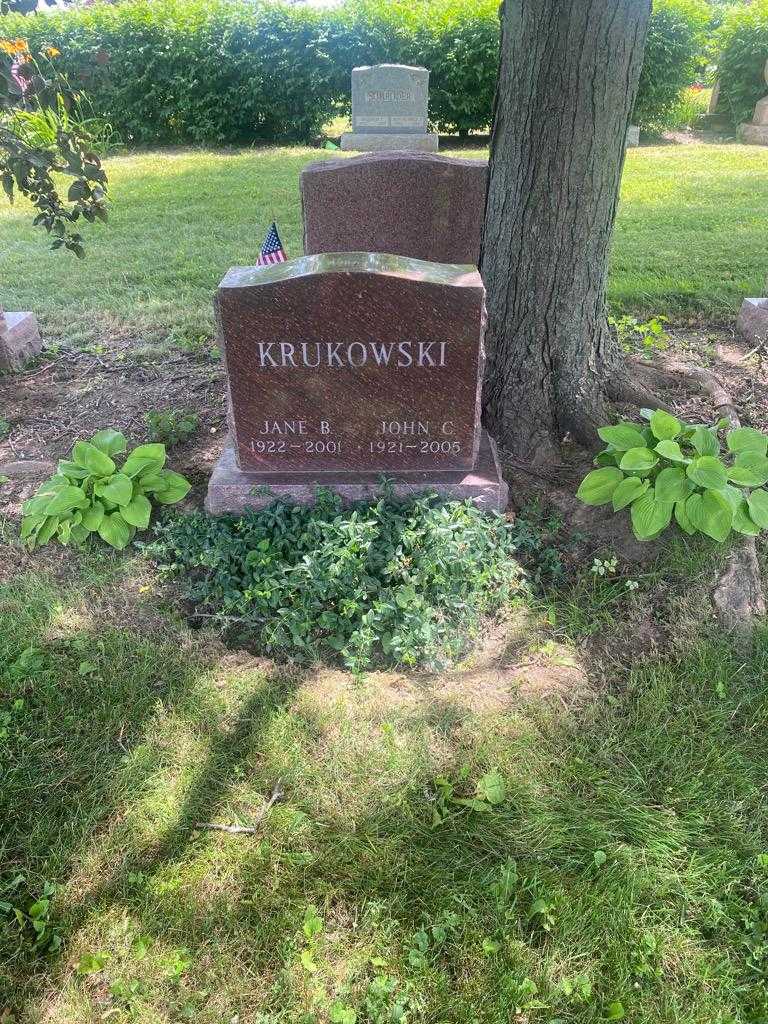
[256,340,448,369]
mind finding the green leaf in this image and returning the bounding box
[577,468,624,506]
[654,467,688,503]
[686,456,727,490]
[611,476,649,511]
[597,424,647,451]
[674,500,697,535]
[81,501,105,532]
[686,489,733,542]
[122,444,167,478]
[90,429,127,456]
[476,769,506,806]
[733,501,761,536]
[99,473,133,507]
[719,483,744,511]
[72,440,115,478]
[654,439,687,463]
[151,470,191,505]
[649,409,681,441]
[605,1002,625,1021]
[97,512,131,550]
[57,460,90,480]
[727,427,768,456]
[43,485,89,516]
[728,451,768,488]
[121,494,152,529]
[619,447,659,474]
[630,490,673,540]
[691,426,720,457]
[595,451,621,467]
[747,488,768,528]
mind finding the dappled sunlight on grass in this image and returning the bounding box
[3,548,768,1020]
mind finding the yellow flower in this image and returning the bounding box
[43,46,61,58]
[0,38,29,56]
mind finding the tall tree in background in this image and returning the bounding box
[481,0,653,462]
[1,0,107,256]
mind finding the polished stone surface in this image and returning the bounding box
[0,311,42,371]
[737,298,768,344]
[301,152,487,265]
[351,64,429,135]
[216,253,485,474]
[206,430,507,514]
[340,131,439,152]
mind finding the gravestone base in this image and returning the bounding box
[626,125,640,147]
[736,298,768,344]
[206,430,508,515]
[341,132,439,152]
[0,311,42,371]
[739,123,768,145]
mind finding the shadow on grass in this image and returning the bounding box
[3,558,768,1021]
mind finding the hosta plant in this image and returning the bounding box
[577,410,768,543]
[21,429,191,550]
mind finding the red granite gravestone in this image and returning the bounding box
[301,152,488,265]
[206,252,507,512]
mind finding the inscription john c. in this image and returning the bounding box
[256,340,448,369]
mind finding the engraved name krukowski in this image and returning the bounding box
[256,341,448,369]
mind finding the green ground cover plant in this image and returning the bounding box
[147,492,523,673]
[21,429,191,550]
[578,413,768,541]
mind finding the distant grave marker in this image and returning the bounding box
[341,65,438,152]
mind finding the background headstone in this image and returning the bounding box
[207,253,506,511]
[341,65,438,152]
[0,307,42,372]
[301,152,487,265]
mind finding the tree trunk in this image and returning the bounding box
[480,0,652,463]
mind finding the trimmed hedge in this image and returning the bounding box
[0,0,710,145]
[716,0,768,126]
[634,0,710,131]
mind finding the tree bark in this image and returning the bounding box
[480,0,652,463]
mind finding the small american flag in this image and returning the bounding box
[256,221,286,266]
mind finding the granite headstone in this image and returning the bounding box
[301,152,487,265]
[206,252,506,512]
[341,65,438,152]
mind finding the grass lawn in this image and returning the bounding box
[3,535,768,1022]
[0,142,766,351]
[3,138,768,1022]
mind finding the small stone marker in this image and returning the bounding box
[206,252,506,513]
[739,58,768,145]
[0,306,41,371]
[301,152,487,265]
[341,65,438,152]
[736,297,768,345]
